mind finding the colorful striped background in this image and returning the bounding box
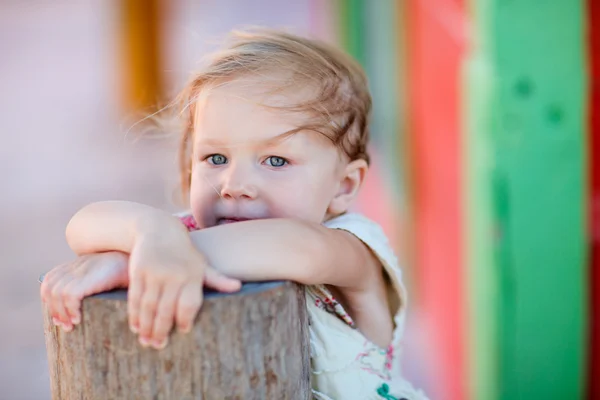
[315,1,594,399]
[122,1,597,397]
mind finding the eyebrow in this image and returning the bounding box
[195,127,307,148]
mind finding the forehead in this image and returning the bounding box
[192,79,331,149]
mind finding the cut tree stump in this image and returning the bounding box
[40,280,310,400]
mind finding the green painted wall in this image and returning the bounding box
[465,1,588,398]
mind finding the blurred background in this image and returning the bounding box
[1,0,597,399]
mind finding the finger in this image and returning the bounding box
[175,282,203,334]
[40,265,68,303]
[204,268,242,293]
[50,276,75,331]
[127,276,144,334]
[150,281,181,349]
[138,280,161,346]
[61,280,85,326]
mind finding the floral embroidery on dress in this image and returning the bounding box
[311,287,356,328]
[356,343,395,380]
[376,383,408,400]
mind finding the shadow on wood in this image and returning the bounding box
[41,280,311,399]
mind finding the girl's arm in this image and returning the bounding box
[66,200,381,349]
[66,201,186,255]
[188,218,377,289]
[67,200,380,290]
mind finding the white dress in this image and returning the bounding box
[307,213,428,400]
[177,211,428,399]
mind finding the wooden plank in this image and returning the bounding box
[464,2,501,398]
[338,0,366,67]
[364,0,404,195]
[463,44,499,400]
[405,1,467,399]
[589,0,600,397]
[356,0,405,261]
[119,0,164,110]
[393,0,417,290]
[468,1,589,398]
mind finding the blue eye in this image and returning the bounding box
[265,156,287,167]
[207,154,227,165]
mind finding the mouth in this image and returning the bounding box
[217,217,253,225]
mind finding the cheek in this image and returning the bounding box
[189,186,203,210]
[188,187,206,226]
[265,170,335,221]
[188,170,217,227]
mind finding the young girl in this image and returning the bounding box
[40,29,428,399]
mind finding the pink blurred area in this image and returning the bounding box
[0,1,428,398]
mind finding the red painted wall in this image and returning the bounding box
[406,1,467,399]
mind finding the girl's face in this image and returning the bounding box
[189,81,349,229]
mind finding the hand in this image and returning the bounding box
[40,251,129,332]
[127,232,241,350]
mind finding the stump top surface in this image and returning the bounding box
[39,273,287,301]
[94,281,287,301]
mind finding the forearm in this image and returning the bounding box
[66,201,184,255]
[189,219,368,287]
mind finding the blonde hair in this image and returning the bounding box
[171,28,372,197]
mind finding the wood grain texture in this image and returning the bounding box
[42,281,310,400]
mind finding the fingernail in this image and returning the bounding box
[152,338,168,350]
[139,337,150,347]
[71,316,80,325]
[130,324,138,334]
[62,324,73,332]
[52,317,60,327]
[179,325,191,334]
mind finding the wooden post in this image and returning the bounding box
[41,281,310,399]
[119,0,164,111]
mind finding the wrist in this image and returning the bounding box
[134,210,192,249]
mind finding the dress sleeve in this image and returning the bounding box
[323,213,408,336]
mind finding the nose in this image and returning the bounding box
[220,163,258,200]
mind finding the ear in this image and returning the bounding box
[328,159,368,215]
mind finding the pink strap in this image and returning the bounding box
[179,214,199,232]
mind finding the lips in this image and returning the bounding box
[217,217,253,225]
